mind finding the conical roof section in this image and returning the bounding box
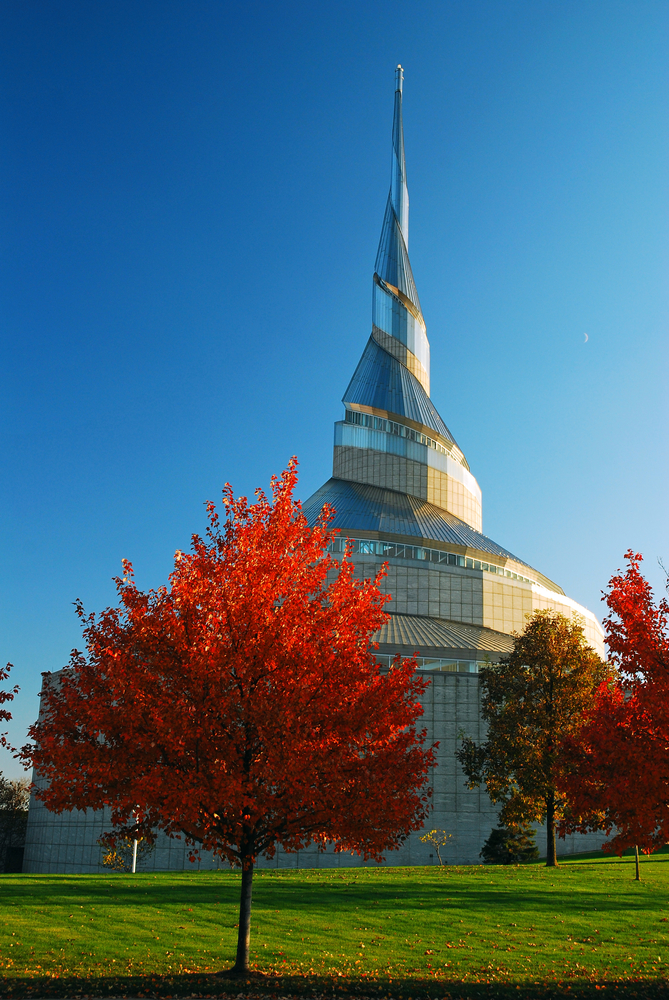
[374,197,422,315]
[343,337,457,445]
[303,479,523,563]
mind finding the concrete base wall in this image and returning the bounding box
[23,672,609,874]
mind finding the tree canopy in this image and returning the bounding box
[22,461,435,974]
[0,662,17,749]
[456,609,609,866]
[559,551,669,856]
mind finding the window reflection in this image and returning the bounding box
[326,535,534,585]
[375,654,480,673]
[344,407,461,462]
[372,279,429,374]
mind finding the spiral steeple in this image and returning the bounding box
[312,65,483,533]
[372,64,429,392]
[303,65,603,663]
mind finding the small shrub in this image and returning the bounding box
[420,828,453,865]
[480,824,539,865]
[99,835,155,873]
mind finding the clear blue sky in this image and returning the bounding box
[1,0,667,778]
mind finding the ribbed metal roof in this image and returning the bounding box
[302,477,532,566]
[375,197,422,315]
[342,338,456,444]
[375,613,515,656]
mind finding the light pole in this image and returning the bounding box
[132,807,139,874]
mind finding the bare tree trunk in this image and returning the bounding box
[233,861,254,973]
[546,791,558,867]
[218,858,254,977]
[634,845,640,881]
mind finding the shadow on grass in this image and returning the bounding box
[2,866,662,938]
[1,973,669,999]
[550,846,669,867]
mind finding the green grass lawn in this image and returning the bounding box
[1,853,668,998]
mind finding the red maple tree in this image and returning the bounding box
[559,551,669,860]
[22,461,435,975]
[0,663,17,748]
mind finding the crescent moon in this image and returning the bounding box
[583,333,589,343]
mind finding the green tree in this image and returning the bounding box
[480,823,539,865]
[456,610,609,866]
[0,776,29,872]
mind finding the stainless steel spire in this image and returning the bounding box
[391,64,409,245]
[330,65,482,533]
[373,66,430,393]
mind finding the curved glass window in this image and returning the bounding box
[327,535,535,586]
[375,654,480,673]
[372,280,429,376]
[343,408,465,465]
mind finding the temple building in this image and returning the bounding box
[304,65,603,669]
[23,68,605,873]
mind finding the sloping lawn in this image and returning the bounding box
[1,854,668,997]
